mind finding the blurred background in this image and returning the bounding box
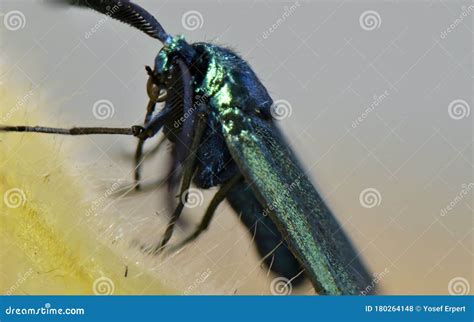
[0,0,472,295]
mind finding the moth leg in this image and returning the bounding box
[172,174,243,251]
[138,106,171,140]
[153,111,208,254]
[134,70,168,190]
[134,124,170,191]
[118,134,166,160]
[152,58,201,254]
[134,100,157,190]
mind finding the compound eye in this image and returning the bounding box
[146,77,166,102]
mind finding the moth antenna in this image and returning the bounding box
[54,0,171,43]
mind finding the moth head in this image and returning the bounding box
[146,36,191,103]
[153,35,196,81]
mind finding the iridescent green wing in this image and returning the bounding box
[214,96,373,295]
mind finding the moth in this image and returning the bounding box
[1,0,374,294]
